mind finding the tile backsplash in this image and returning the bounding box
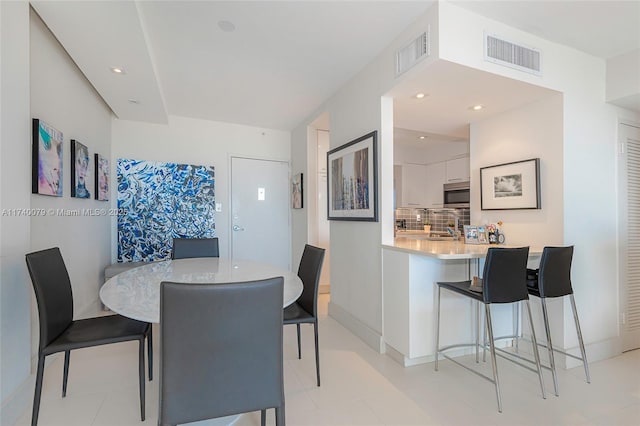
[395,207,470,233]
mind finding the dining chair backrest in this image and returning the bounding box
[171,237,219,259]
[25,247,74,350]
[159,277,284,425]
[482,247,530,304]
[296,244,325,317]
[538,246,574,298]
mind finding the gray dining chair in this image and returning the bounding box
[159,277,285,426]
[171,237,219,259]
[284,244,325,386]
[25,247,151,426]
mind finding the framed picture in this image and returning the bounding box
[71,140,91,198]
[95,153,109,201]
[477,226,488,244]
[464,225,480,244]
[292,173,303,209]
[327,131,378,221]
[32,119,63,196]
[480,158,541,210]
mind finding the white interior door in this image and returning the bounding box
[231,157,290,270]
[619,123,640,352]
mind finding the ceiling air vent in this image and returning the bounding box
[396,30,429,76]
[485,33,541,75]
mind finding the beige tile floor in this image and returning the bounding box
[15,294,640,425]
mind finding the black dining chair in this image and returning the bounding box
[159,277,285,426]
[527,246,590,396]
[25,247,152,426]
[171,237,219,259]
[284,244,325,387]
[435,247,546,413]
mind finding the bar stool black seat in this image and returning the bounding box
[435,246,546,413]
[526,246,590,396]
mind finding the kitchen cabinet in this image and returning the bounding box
[445,156,470,183]
[396,164,428,207]
[425,161,445,207]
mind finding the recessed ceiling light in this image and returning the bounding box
[419,136,426,140]
[415,93,426,99]
[470,104,484,111]
[128,99,140,104]
[218,20,236,32]
[111,67,125,74]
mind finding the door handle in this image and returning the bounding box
[233,225,245,231]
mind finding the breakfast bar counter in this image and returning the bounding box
[382,237,541,367]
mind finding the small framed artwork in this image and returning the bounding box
[292,172,303,209]
[71,140,91,198]
[327,131,378,221]
[32,119,63,196]
[477,226,488,244]
[464,225,480,244]
[480,158,541,210]
[95,153,109,201]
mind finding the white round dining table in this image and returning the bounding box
[100,257,303,324]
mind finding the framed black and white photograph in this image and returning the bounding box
[327,131,377,221]
[480,158,540,210]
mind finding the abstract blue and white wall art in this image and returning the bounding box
[117,159,215,262]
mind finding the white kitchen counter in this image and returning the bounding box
[385,237,542,259]
[382,237,541,367]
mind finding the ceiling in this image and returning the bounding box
[31,1,639,134]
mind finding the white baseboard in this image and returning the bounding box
[510,335,620,369]
[328,301,384,353]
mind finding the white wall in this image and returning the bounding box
[111,115,291,260]
[438,0,640,359]
[470,94,564,246]
[291,3,441,349]
[29,9,113,317]
[1,6,114,423]
[394,140,468,165]
[0,2,32,423]
[606,49,640,104]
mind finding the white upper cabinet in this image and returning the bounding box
[425,162,446,207]
[317,130,330,174]
[396,164,428,207]
[445,156,470,183]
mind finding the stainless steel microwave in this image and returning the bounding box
[443,181,470,208]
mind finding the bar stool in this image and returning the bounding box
[527,246,590,396]
[435,247,546,413]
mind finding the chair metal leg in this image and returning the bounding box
[475,301,480,363]
[314,321,321,387]
[296,324,301,359]
[483,316,487,363]
[275,403,285,426]
[525,300,546,399]
[261,409,266,426]
[138,339,145,421]
[434,285,441,371]
[62,350,70,397]
[147,325,153,381]
[514,302,520,352]
[570,294,591,383]
[31,355,46,426]
[540,298,559,396]
[484,304,502,413]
